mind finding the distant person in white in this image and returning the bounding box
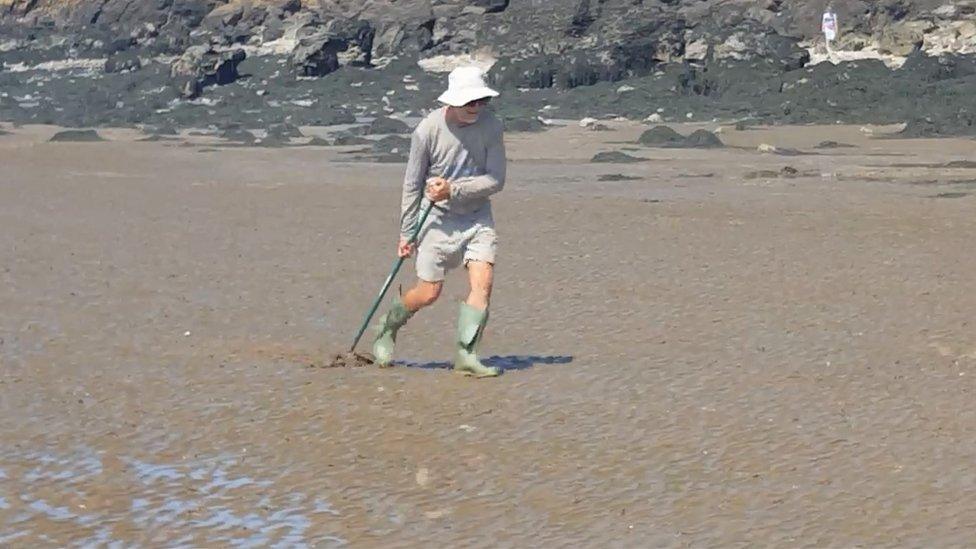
[822,6,838,52]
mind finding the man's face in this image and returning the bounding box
[453,97,490,124]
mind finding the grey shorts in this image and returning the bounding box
[415,213,497,282]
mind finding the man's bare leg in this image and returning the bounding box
[465,260,493,310]
[402,279,443,311]
[373,279,441,366]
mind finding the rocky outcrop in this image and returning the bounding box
[287,16,375,76]
[170,45,246,99]
[3,1,971,81]
[2,0,976,136]
[1,0,972,64]
[202,0,301,44]
[290,32,345,76]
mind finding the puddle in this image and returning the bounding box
[0,446,347,546]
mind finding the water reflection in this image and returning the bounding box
[0,446,346,546]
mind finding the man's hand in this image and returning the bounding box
[425,176,451,202]
[397,236,415,258]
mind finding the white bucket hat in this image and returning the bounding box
[437,66,499,107]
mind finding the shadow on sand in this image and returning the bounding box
[398,355,573,372]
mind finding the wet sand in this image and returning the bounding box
[2,122,976,546]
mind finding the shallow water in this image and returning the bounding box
[0,445,346,546]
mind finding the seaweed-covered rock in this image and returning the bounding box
[637,125,685,147]
[372,134,412,154]
[50,129,104,142]
[591,151,646,163]
[683,129,724,148]
[367,116,410,135]
[503,118,547,133]
[332,132,372,146]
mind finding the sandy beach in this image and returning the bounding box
[2,122,976,546]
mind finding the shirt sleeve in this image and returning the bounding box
[399,128,430,240]
[448,123,506,205]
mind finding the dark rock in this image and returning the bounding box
[338,147,373,156]
[49,130,104,142]
[341,124,370,136]
[762,32,811,72]
[472,0,510,14]
[332,132,372,146]
[372,134,411,154]
[295,104,358,127]
[745,169,779,179]
[638,125,685,147]
[170,46,246,99]
[676,63,717,97]
[900,107,976,138]
[598,173,642,181]
[291,32,346,77]
[137,134,178,142]
[745,166,800,179]
[104,51,141,73]
[326,18,376,67]
[568,0,596,37]
[257,134,289,147]
[370,152,409,163]
[305,136,332,146]
[555,50,631,89]
[899,116,940,137]
[492,56,557,89]
[943,160,976,168]
[142,124,178,136]
[503,118,547,132]
[202,0,301,44]
[366,116,410,134]
[683,129,724,148]
[637,127,723,148]
[371,18,434,61]
[766,146,805,156]
[591,151,646,163]
[267,123,303,139]
[900,53,976,83]
[815,140,856,149]
[220,128,256,143]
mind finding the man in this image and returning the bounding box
[371,65,506,378]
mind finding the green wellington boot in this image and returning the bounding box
[454,303,501,378]
[372,297,414,367]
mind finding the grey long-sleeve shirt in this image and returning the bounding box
[399,107,506,240]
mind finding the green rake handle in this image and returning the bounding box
[348,200,435,353]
